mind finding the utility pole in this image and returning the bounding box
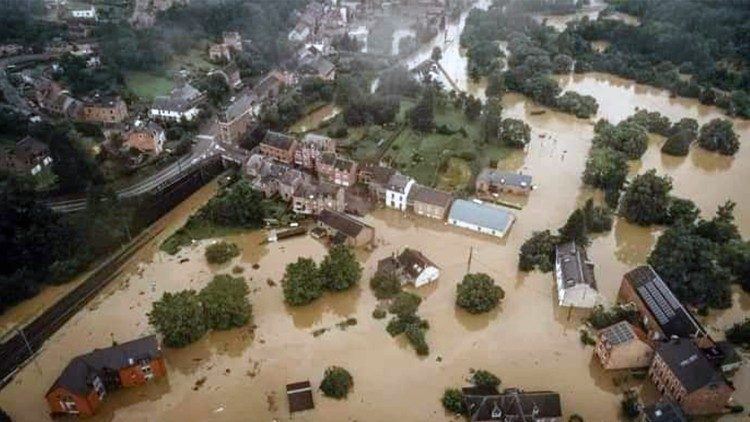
[466,246,473,274]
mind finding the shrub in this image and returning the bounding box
[621,389,640,420]
[441,388,465,414]
[472,369,501,388]
[519,230,558,272]
[726,319,750,346]
[499,118,531,148]
[148,290,207,348]
[372,308,387,319]
[405,323,429,355]
[587,304,639,330]
[319,245,362,291]
[204,241,240,264]
[389,291,422,318]
[282,258,323,306]
[320,366,353,399]
[580,329,596,346]
[370,272,402,299]
[698,118,739,155]
[620,170,673,226]
[456,273,504,314]
[199,275,251,330]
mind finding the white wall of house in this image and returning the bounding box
[447,218,512,238]
[149,107,199,122]
[555,273,600,308]
[385,179,414,211]
[71,7,97,19]
[413,266,440,288]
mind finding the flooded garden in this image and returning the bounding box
[1,1,749,421]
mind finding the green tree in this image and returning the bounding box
[481,99,503,144]
[409,92,435,132]
[431,46,443,62]
[199,274,251,330]
[370,272,402,299]
[456,273,504,314]
[698,118,739,155]
[499,118,531,148]
[389,291,422,318]
[582,147,629,193]
[620,170,673,226]
[518,230,559,272]
[320,366,354,399]
[662,118,698,156]
[559,209,589,246]
[552,54,573,74]
[472,369,501,388]
[593,120,648,160]
[148,290,208,348]
[442,388,465,414]
[204,241,240,264]
[405,323,430,355]
[667,197,700,226]
[203,180,266,227]
[463,95,483,121]
[485,70,506,98]
[726,319,750,346]
[319,245,362,291]
[282,258,323,306]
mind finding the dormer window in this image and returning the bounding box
[491,402,502,418]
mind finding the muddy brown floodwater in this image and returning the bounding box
[2,3,750,421]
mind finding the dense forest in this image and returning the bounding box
[565,0,750,117]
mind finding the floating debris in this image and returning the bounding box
[193,376,207,391]
[266,278,276,287]
[312,328,329,337]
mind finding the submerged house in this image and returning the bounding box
[554,242,600,308]
[46,336,166,417]
[462,387,563,422]
[316,209,374,247]
[475,169,533,197]
[595,321,654,370]
[376,248,440,288]
[447,199,515,238]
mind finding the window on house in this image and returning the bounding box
[60,396,78,413]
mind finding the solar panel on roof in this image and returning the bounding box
[606,322,635,345]
[646,283,676,318]
[656,278,683,309]
[638,286,670,325]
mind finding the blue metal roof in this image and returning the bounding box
[447,199,515,233]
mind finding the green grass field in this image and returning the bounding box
[124,72,173,101]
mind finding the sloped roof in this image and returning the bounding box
[318,209,371,238]
[463,388,561,421]
[447,200,515,234]
[398,248,437,279]
[624,266,706,339]
[655,339,728,393]
[386,173,413,193]
[555,241,597,290]
[409,184,453,208]
[642,401,687,422]
[262,131,296,151]
[47,336,161,396]
[221,91,255,122]
[477,169,532,188]
[286,381,314,412]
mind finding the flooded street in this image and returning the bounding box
[2,2,749,421]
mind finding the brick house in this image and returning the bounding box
[618,266,711,347]
[277,168,306,202]
[292,181,345,215]
[462,387,562,422]
[295,133,336,170]
[260,131,297,164]
[358,163,396,199]
[316,151,336,180]
[408,184,453,219]
[333,157,357,187]
[0,136,53,176]
[648,339,733,416]
[46,336,166,417]
[595,321,654,370]
[81,96,128,124]
[218,91,255,143]
[124,121,165,155]
[316,209,374,248]
[475,168,533,197]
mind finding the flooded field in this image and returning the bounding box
[1,2,749,421]
[289,104,341,134]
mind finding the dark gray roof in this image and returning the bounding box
[262,131,296,151]
[152,82,202,112]
[642,401,688,422]
[463,388,562,422]
[221,91,255,121]
[556,241,597,290]
[318,209,371,238]
[398,249,437,279]
[301,133,333,149]
[301,56,335,77]
[447,200,515,234]
[15,136,49,157]
[655,339,727,393]
[252,71,285,99]
[319,151,336,165]
[334,157,354,172]
[286,381,314,412]
[624,266,706,339]
[408,184,453,208]
[48,336,161,396]
[477,169,532,189]
[386,173,413,193]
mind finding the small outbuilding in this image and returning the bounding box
[286,380,314,413]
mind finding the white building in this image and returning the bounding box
[377,248,440,288]
[446,199,515,238]
[149,81,204,122]
[385,173,414,211]
[70,5,98,20]
[555,241,600,308]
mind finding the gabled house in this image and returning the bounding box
[218,91,255,143]
[46,336,166,417]
[277,168,306,202]
[295,133,336,170]
[408,184,453,219]
[124,121,165,155]
[618,266,711,347]
[554,242,600,309]
[317,209,374,248]
[149,79,204,122]
[332,157,357,187]
[641,401,688,422]
[316,151,337,181]
[292,180,345,215]
[595,321,654,370]
[385,173,415,211]
[649,339,734,415]
[252,71,292,103]
[260,131,297,164]
[358,163,396,199]
[299,56,336,81]
[376,248,440,288]
[447,199,515,238]
[0,136,53,176]
[476,168,533,197]
[462,387,563,422]
[81,95,128,124]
